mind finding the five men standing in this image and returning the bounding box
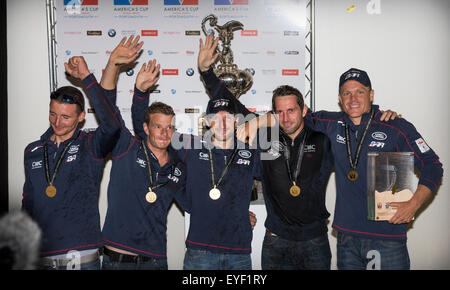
[21,32,443,270]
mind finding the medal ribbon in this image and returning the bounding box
[208,147,239,190]
[282,130,307,186]
[345,111,374,172]
[141,140,171,191]
[43,132,79,186]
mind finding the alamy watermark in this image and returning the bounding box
[171,112,281,161]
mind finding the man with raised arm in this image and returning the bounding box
[22,56,120,270]
[98,36,188,270]
[131,57,262,270]
[197,34,334,269]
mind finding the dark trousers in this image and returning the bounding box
[261,231,331,270]
[337,232,410,270]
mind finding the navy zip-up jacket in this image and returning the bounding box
[132,90,261,254]
[305,106,443,240]
[101,87,188,258]
[22,74,121,256]
[200,68,334,241]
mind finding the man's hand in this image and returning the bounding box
[388,199,419,224]
[198,33,220,72]
[237,119,257,145]
[64,56,90,80]
[249,211,257,229]
[101,35,144,90]
[108,35,143,66]
[236,114,275,145]
[135,59,160,93]
[388,185,432,224]
[380,110,402,121]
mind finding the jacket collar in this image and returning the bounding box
[279,126,307,147]
[40,127,81,145]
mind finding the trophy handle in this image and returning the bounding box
[201,14,218,37]
[201,14,224,61]
[200,14,253,98]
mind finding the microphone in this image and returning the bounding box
[0,210,42,270]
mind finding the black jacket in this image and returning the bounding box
[261,126,332,227]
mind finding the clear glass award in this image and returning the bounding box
[367,152,416,221]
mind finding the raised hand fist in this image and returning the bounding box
[64,56,90,80]
[109,35,144,66]
[198,33,220,72]
[135,59,160,93]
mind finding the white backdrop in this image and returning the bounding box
[54,0,310,135]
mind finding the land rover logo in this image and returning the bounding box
[238,150,252,159]
[371,132,387,141]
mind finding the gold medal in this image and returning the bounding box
[289,182,301,197]
[347,169,359,181]
[46,184,57,198]
[344,111,374,184]
[207,148,238,201]
[209,187,221,200]
[145,188,157,203]
[43,136,79,199]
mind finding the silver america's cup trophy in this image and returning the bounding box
[201,14,253,98]
[199,15,260,202]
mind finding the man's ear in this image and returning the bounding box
[302,105,308,118]
[369,89,374,103]
[78,111,86,123]
[337,94,344,111]
[143,122,150,136]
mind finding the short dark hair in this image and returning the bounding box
[144,101,175,124]
[272,85,304,112]
[50,86,85,114]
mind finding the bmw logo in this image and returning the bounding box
[248,68,255,76]
[186,68,194,76]
[147,50,153,56]
[108,29,116,37]
[65,50,71,56]
[171,89,176,95]
[126,69,134,76]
